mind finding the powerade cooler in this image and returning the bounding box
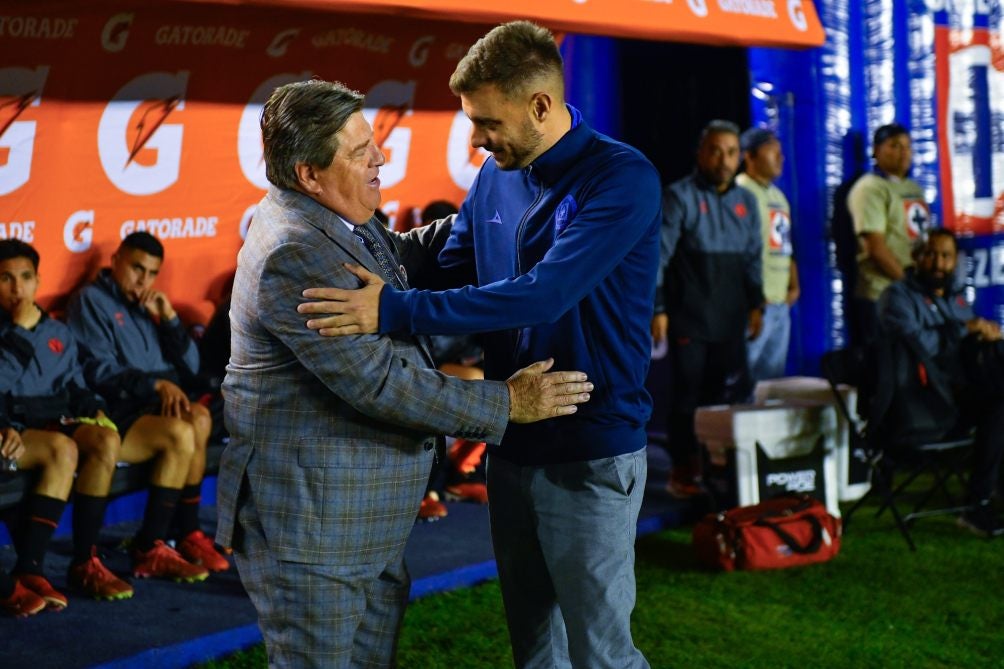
[695,402,841,517]
[753,376,871,502]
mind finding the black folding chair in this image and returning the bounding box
[821,348,973,551]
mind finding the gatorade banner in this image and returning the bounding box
[217,0,826,47]
[0,2,489,322]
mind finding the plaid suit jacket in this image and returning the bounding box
[216,186,509,565]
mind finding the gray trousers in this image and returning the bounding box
[233,488,409,669]
[487,450,650,669]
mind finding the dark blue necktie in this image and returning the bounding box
[353,224,406,290]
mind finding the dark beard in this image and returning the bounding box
[918,271,954,294]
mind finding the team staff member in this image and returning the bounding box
[736,126,799,383]
[849,122,930,345]
[653,120,765,498]
[67,232,228,576]
[299,22,660,669]
[878,229,1004,538]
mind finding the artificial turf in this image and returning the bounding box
[195,496,1004,668]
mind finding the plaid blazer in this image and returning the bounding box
[216,187,509,565]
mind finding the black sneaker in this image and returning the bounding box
[957,503,1004,538]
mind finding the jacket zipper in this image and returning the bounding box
[513,167,544,356]
[515,165,544,276]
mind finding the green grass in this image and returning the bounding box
[195,497,1004,669]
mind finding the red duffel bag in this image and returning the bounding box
[692,494,842,571]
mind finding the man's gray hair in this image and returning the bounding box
[449,21,563,99]
[261,79,365,191]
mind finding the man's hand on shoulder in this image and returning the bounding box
[506,358,592,423]
[299,264,384,335]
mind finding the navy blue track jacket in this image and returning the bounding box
[66,269,199,406]
[378,107,662,465]
[0,310,105,429]
[658,173,765,342]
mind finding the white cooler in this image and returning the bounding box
[695,402,841,517]
[753,376,870,502]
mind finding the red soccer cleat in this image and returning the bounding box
[444,482,489,505]
[16,573,68,610]
[68,550,134,600]
[1,580,46,617]
[418,492,448,522]
[448,439,486,474]
[132,540,209,583]
[177,530,231,572]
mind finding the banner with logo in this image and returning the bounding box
[217,0,825,47]
[0,2,490,322]
[935,3,1004,236]
[934,1,1004,323]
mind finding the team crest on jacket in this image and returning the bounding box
[114,312,126,326]
[554,195,578,236]
[48,338,64,354]
[902,199,930,240]
[734,202,747,218]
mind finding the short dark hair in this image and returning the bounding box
[120,231,164,259]
[449,21,563,99]
[261,79,365,191]
[0,238,40,271]
[699,119,741,146]
[421,200,459,224]
[926,227,958,252]
[873,122,910,148]
[740,126,777,155]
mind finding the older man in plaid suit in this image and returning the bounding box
[216,79,591,668]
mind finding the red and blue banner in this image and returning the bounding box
[936,3,1004,236]
[935,0,1004,323]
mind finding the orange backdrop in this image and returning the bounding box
[0,2,490,323]
[181,0,825,48]
[1,0,824,323]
